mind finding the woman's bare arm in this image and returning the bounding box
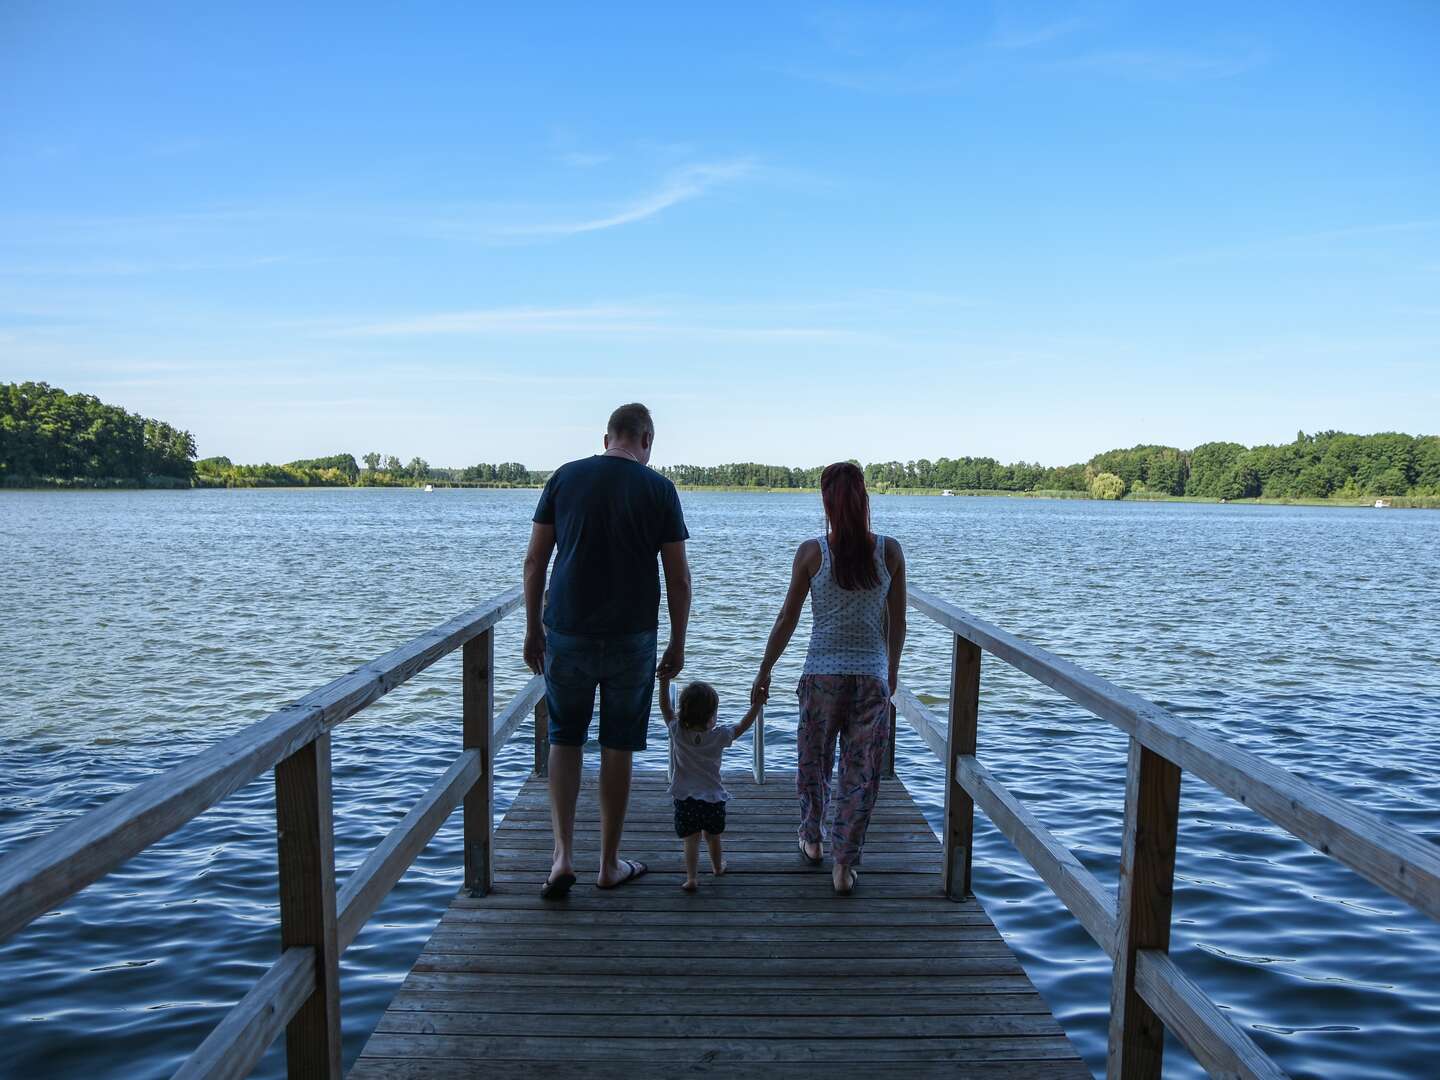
[752,541,818,706]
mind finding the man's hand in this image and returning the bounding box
[657,640,685,680]
[523,626,546,675]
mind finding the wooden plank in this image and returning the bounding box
[357,1032,1081,1063]
[908,585,1440,923]
[944,634,981,900]
[956,754,1118,956]
[399,970,1040,995]
[385,990,1052,1015]
[462,628,494,898]
[492,673,545,750]
[273,737,342,1078]
[895,684,946,761]
[336,750,482,951]
[170,947,315,1080]
[0,585,521,944]
[350,1058,1091,1080]
[1134,950,1289,1080]
[410,954,1027,977]
[1107,740,1181,1080]
[375,1010,1065,1039]
[419,935,1015,959]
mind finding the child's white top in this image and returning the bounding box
[666,720,738,803]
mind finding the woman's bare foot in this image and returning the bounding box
[833,864,857,895]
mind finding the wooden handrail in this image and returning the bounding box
[171,947,316,1080]
[903,584,1439,1079]
[0,586,523,944]
[907,586,1440,923]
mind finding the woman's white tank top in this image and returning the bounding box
[802,533,891,681]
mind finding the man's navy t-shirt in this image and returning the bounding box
[534,456,689,636]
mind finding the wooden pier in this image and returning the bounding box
[351,770,1087,1078]
[1,582,1436,1079]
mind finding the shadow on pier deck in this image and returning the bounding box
[352,769,1088,1079]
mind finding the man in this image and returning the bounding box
[522,402,692,897]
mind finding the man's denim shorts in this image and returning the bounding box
[543,628,657,751]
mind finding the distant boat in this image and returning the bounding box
[940,489,955,497]
[423,484,434,493]
[1374,498,1391,508]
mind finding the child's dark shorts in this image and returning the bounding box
[673,797,726,837]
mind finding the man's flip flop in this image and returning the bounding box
[540,872,576,900]
[596,859,648,890]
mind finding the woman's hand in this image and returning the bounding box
[751,668,772,707]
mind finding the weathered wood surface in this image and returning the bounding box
[1134,950,1290,1080]
[0,586,523,944]
[352,770,1088,1078]
[956,754,1118,957]
[171,947,315,1080]
[1107,741,1181,1080]
[907,586,1440,922]
[274,736,342,1077]
[943,634,981,900]
[461,630,495,898]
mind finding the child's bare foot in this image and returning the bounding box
[682,878,698,893]
[711,859,728,876]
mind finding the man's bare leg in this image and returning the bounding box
[595,746,634,886]
[548,744,583,885]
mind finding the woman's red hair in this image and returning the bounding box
[821,462,879,591]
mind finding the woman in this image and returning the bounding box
[752,462,906,895]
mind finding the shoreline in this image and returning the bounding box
[5,482,1436,509]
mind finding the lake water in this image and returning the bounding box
[1,487,1437,1079]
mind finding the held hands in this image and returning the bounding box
[523,626,546,675]
[750,667,772,708]
[657,640,685,680]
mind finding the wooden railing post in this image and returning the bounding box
[463,628,495,897]
[943,634,981,900]
[533,694,549,778]
[1108,738,1182,1080]
[274,736,341,1079]
[752,704,766,784]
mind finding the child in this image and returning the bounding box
[659,675,761,892]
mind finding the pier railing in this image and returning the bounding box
[897,585,1440,1080]
[1,582,1435,1079]
[0,585,549,1079]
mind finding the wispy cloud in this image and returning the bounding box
[988,15,1091,50]
[325,302,867,344]
[1049,45,1265,80]
[495,160,754,237]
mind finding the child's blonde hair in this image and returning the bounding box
[677,680,719,732]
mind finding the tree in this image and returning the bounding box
[1090,472,1125,500]
[382,455,403,474]
[406,457,429,479]
[363,452,381,472]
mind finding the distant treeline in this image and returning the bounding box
[661,431,1440,501]
[6,383,1437,501]
[195,453,549,488]
[1,382,196,487]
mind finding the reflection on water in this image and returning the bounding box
[1,489,1437,1079]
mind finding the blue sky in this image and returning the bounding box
[3,2,1437,469]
